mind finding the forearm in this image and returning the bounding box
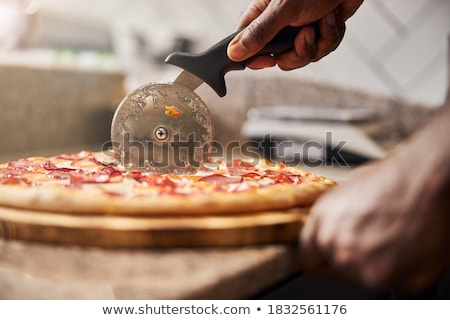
[405,100,450,195]
[300,95,450,293]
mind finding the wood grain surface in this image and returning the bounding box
[0,206,308,248]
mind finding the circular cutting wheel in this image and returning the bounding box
[111,83,213,174]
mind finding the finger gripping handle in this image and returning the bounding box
[165,23,319,97]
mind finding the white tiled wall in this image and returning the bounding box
[309,0,450,106]
[36,0,450,106]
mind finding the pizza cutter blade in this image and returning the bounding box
[111,24,318,173]
[110,81,213,174]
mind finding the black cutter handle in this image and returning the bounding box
[165,22,320,97]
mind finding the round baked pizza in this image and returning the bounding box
[0,150,336,215]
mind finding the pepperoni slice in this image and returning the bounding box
[199,174,243,185]
[264,170,302,184]
[0,176,30,185]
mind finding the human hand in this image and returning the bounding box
[299,130,450,293]
[227,0,363,70]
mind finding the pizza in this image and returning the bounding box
[0,150,336,215]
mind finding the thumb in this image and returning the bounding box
[227,9,288,62]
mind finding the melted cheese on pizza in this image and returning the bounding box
[0,151,319,197]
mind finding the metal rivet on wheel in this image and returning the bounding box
[154,126,169,141]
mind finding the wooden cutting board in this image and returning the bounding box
[0,206,308,248]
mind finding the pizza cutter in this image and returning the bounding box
[111,24,319,174]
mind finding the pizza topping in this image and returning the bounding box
[126,171,144,182]
[1,165,32,177]
[68,172,109,185]
[264,170,299,184]
[241,172,263,179]
[9,158,44,168]
[133,174,178,195]
[199,174,243,186]
[0,159,46,184]
[67,166,124,186]
[165,104,183,118]
[0,151,324,197]
[1,159,45,176]
[0,176,31,185]
[46,170,72,180]
[140,174,176,187]
[70,157,101,169]
[55,151,89,160]
[227,181,255,192]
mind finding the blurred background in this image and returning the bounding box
[1,0,448,104]
[0,0,449,163]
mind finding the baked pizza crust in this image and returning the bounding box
[0,177,335,215]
